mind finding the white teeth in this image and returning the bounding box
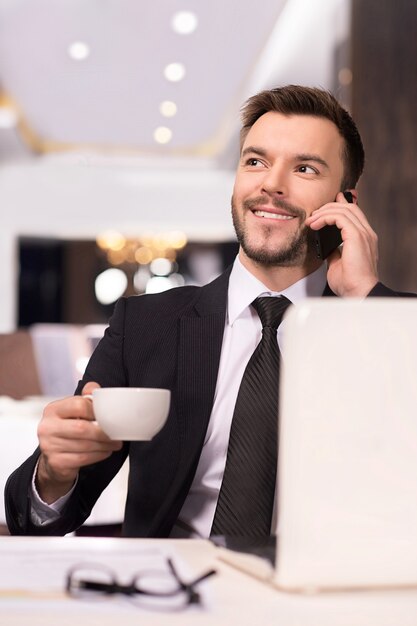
[253,210,294,220]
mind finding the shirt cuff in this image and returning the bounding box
[30,458,78,526]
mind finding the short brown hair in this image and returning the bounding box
[240,85,364,189]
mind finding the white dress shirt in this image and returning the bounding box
[31,257,327,532]
[170,257,327,537]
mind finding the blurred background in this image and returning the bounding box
[0,0,416,396]
[0,0,416,535]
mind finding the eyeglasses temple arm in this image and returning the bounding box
[167,558,217,589]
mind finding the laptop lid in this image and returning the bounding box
[274,298,417,591]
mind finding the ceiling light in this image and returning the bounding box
[338,68,353,86]
[150,258,173,276]
[68,41,90,61]
[133,266,151,292]
[96,230,126,251]
[154,126,173,144]
[135,247,153,265]
[166,230,187,249]
[171,11,198,35]
[164,62,186,82]
[159,100,178,118]
[146,276,176,294]
[95,268,128,305]
[0,106,17,128]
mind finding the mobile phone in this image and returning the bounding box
[314,191,353,260]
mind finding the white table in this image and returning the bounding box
[0,537,416,626]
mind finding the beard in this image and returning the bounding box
[231,195,317,267]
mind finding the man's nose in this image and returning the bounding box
[261,164,288,197]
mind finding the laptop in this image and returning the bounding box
[214,298,417,591]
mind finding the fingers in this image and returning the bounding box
[308,208,378,256]
[307,193,375,237]
[306,195,378,258]
[43,394,96,422]
[82,380,101,396]
[38,409,121,447]
[311,205,378,257]
[38,388,123,476]
[41,450,119,475]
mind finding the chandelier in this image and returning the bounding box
[96,230,187,266]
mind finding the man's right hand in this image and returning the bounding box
[36,382,123,504]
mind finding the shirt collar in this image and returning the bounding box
[227,256,327,325]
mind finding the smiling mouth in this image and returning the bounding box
[253,210,295,221]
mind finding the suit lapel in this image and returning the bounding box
[150,268,232,533]
[175,267,232,464]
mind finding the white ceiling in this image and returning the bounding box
[0,0,351,332]
[0,0,350,168]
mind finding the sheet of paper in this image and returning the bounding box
[0,537,218,621]
[0,537,214,599]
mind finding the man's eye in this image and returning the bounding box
[298,165,318,174]
[245,158,263,167]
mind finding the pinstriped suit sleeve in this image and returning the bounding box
[367,282,417,298]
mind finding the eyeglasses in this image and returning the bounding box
[66,558,216,610]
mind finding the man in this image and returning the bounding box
[5,85,410,537]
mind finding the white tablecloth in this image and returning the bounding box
[0,537,416,626]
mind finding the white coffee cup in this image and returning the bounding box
[86,387,171,441]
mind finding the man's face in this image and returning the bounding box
[232,112,345,267]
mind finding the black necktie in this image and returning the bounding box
[211,295,292,537]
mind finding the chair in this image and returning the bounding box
[0,331,42,399]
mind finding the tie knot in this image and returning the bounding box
[252,296,292,330]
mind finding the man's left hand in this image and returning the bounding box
[306,191,379,297]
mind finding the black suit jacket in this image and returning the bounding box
[4,268,414,536]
